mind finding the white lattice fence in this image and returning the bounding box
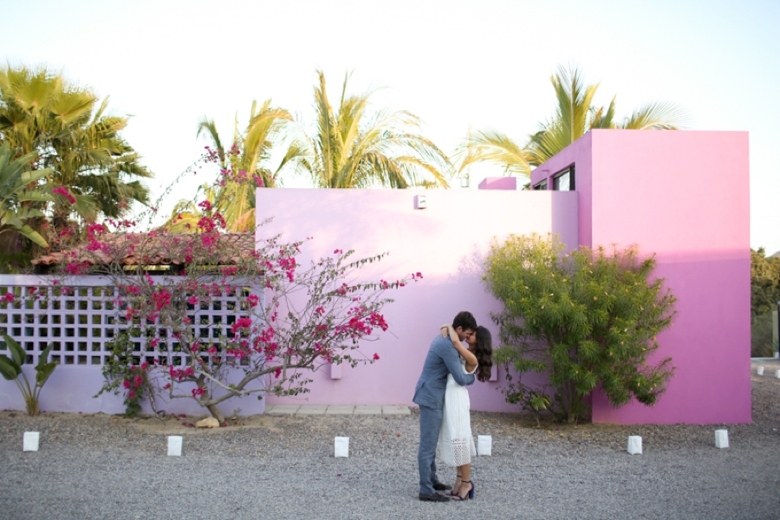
[0,275,259,368]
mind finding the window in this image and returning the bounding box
[552,166,575,191]
[533,179,548,190]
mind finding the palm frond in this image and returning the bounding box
[196,117,224,158]
[621,100,690,130]
[458,128,533,177]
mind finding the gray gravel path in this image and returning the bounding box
[1,363,779,520]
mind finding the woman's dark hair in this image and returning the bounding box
[473,326,493,383]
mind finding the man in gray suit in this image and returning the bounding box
[413,311,477,502]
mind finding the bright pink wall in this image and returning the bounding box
[256,188,578,412]
[535,130,751,424]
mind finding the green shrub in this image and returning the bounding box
[484,234,677,424]
[751,311,777,358]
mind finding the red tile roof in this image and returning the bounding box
[32,232,256,267]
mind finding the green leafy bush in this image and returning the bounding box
[751,312,777,358]
[484,234,677,424]
[0,333,58,415]
[94,330,154,417]
[751,248,780,320]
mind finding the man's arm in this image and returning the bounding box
[435,336,476,387]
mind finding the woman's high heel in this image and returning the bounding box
[452,480,474,501]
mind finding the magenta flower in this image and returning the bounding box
[53,187,76,204]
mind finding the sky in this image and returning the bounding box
[2,0,779,253]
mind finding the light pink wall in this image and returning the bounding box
[478,177,517,190]
[0,366,268,416]
[534,130,751,424]
[256,188,578,412]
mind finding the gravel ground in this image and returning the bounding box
[1,362,779,520]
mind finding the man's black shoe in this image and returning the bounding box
[433,482,452,491]
[419,492,450,502]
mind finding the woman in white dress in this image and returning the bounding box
[437,324,493,501]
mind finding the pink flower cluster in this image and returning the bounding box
[231,317,253,335]
[169,366,195,381]
[122,369,147,399]
[151,289,172,311]
[278,256,297,282]
[216,167,266,188]
[1,292,14,304]
[53,187,76,204]
[65,262,89,275]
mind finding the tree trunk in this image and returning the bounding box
[206,404,225,425]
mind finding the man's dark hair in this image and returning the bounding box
[452,311,477,332]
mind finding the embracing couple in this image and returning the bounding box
[413,311,493,502]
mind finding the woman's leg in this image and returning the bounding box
[455,463,472,499]
[451,471,462,495]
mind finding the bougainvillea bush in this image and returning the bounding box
[50,150,420,423]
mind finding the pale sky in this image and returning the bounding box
[2,0,779,253]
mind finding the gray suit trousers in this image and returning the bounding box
[418,405,444,495]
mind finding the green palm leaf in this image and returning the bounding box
[461,64,689,173]
[292,70,451,189]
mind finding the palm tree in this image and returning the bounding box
[0,66,153,233]
[291,70,452,189]
[457,65,688,178]
[163,183,213,233]
[0,142,54,248]
[187,99,294,232]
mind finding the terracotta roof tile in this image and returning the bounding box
[32,232,256,267]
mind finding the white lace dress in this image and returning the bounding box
[437,355,477,467]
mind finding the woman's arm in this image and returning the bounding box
[444,324,477,372]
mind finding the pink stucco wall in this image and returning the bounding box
[257,188,578,412]
[532,130,751,424]
[478,177,517,190]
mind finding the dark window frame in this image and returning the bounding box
[552,165,576,191]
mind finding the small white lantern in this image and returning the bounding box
[477,435,492,456]
[334,436,349,458]
[715,429,729,449]
[757,366,765,375]
[23,432,40,452]
[627,436,643,455]
[167,436,183,456]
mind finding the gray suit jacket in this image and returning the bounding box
[413,335,476,410]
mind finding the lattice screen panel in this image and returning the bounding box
[0,275,258,367]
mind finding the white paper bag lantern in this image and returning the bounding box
[715,429,729,449]
[627,435,642,455]
[477,435,492,456]
[23,432,40,452]
[167,436,183,456]
[334,436,349,457]
[757,366,764,375]
[776,370,780,379]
